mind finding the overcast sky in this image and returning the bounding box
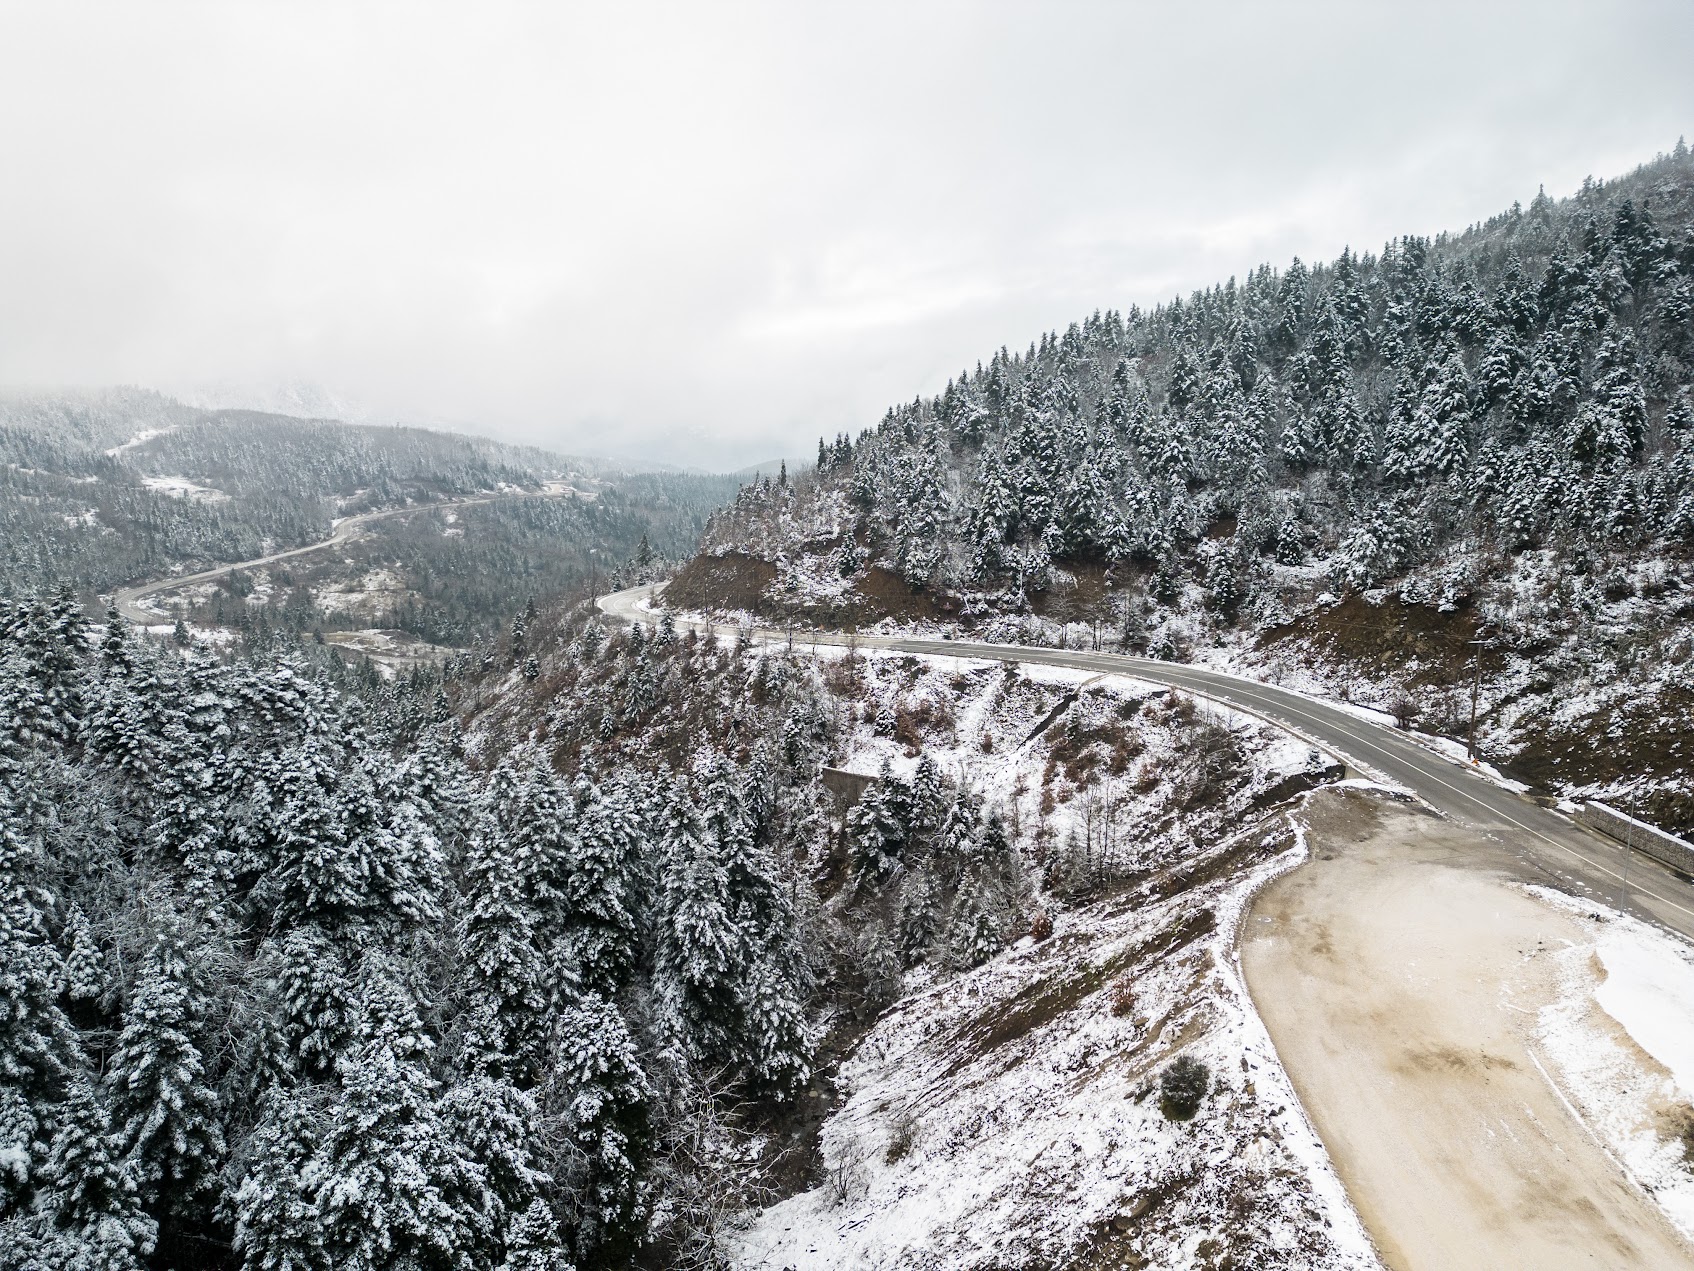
[1,2,1691,469]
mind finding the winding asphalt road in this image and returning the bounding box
[598,582,1694,945]
[112,487,582,625]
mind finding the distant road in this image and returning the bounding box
[598,582,1694,945]
[112,487,580,625]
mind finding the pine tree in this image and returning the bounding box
[253,730,442,936]
[40,1075,157,1270]
[845,772,906,881]
[896,866,943,966]
[552,993,650,1257]
[439,1076,545,1254]
[108,929,225,1208]
[947,872,1005,970]
[735,955,812,1096]
[0,790,76,1214]
[60,905,105,1002]
[256,924,358,1081]
[561,777,644,999]
[459,809,549,1087]
[231,1090,323,1271]
[242,1045,489,1271]
[499,1199,570,1271]
[654,789,740,1058]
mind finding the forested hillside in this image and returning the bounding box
[2,391,736,646]
[0,391,576,595]
[0,590,823,1269]
[1,543,1363,1270]
[677,144,1694,827]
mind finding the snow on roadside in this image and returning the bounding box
[1531,886,1694,1239]
[1595,934,1694,1100]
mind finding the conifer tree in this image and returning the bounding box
[947,872,1005,970]
[39,1075,157,1271]
[60,905,105,1002]
[459,809,550,1087]
[108,928,225,1209]
[552,993,651,1256]
[0,790,76,1214]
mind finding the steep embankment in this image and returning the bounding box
[739,805,1376,1271]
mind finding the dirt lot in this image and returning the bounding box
[1242,788,1694,1270]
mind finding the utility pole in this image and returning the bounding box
[1621,816,1633,912]
[1466,630,1492,762]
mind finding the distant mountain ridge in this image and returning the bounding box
[0,388,741,642]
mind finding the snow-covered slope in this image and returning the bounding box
[738,811,1377,1270]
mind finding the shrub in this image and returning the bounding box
[1159,1055,1210,1121]
[1108,977,1136,1017]
[1388,692,1418,730]
[1029,909,1053,943]
[885,1106,919,1164]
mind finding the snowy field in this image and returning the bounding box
[140,473,231,502]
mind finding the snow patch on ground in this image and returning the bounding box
[315,569,412,617]
[1532,887,1694,1239]
[321,628,458,676]
[104,425,176,456]
[141,474,231,502]
[1596,932,1694,1100]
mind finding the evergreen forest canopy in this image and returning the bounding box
[0,592,841,1269]
[702,144,1694,612]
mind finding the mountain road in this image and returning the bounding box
[111,486,583,626]
[597,581,1694,946]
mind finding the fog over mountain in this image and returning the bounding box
[0,2,1690,467]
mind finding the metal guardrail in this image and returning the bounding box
[1577,801,1694,878]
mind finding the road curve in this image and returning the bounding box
[112,488,579,625]
[598,582,1694,946]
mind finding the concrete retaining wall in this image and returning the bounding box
[820,766,878,808]
[1578,801,1694,878]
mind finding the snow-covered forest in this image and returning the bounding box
[1,590,825,1268]
[2,567,1348,1268]
[703,147,1694,596]
[1,391,736,643]
[681,147,1694,829]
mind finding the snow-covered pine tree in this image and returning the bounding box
[107,927,225,1210]
[560,776,644,1000]
[36,1074,157,1271]
[0,784,77,1217]
[551,992,651,1259]
[459,806,550,1088]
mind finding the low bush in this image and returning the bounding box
[1108,976,1136,1017]
[1159,1054,1210,1121]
